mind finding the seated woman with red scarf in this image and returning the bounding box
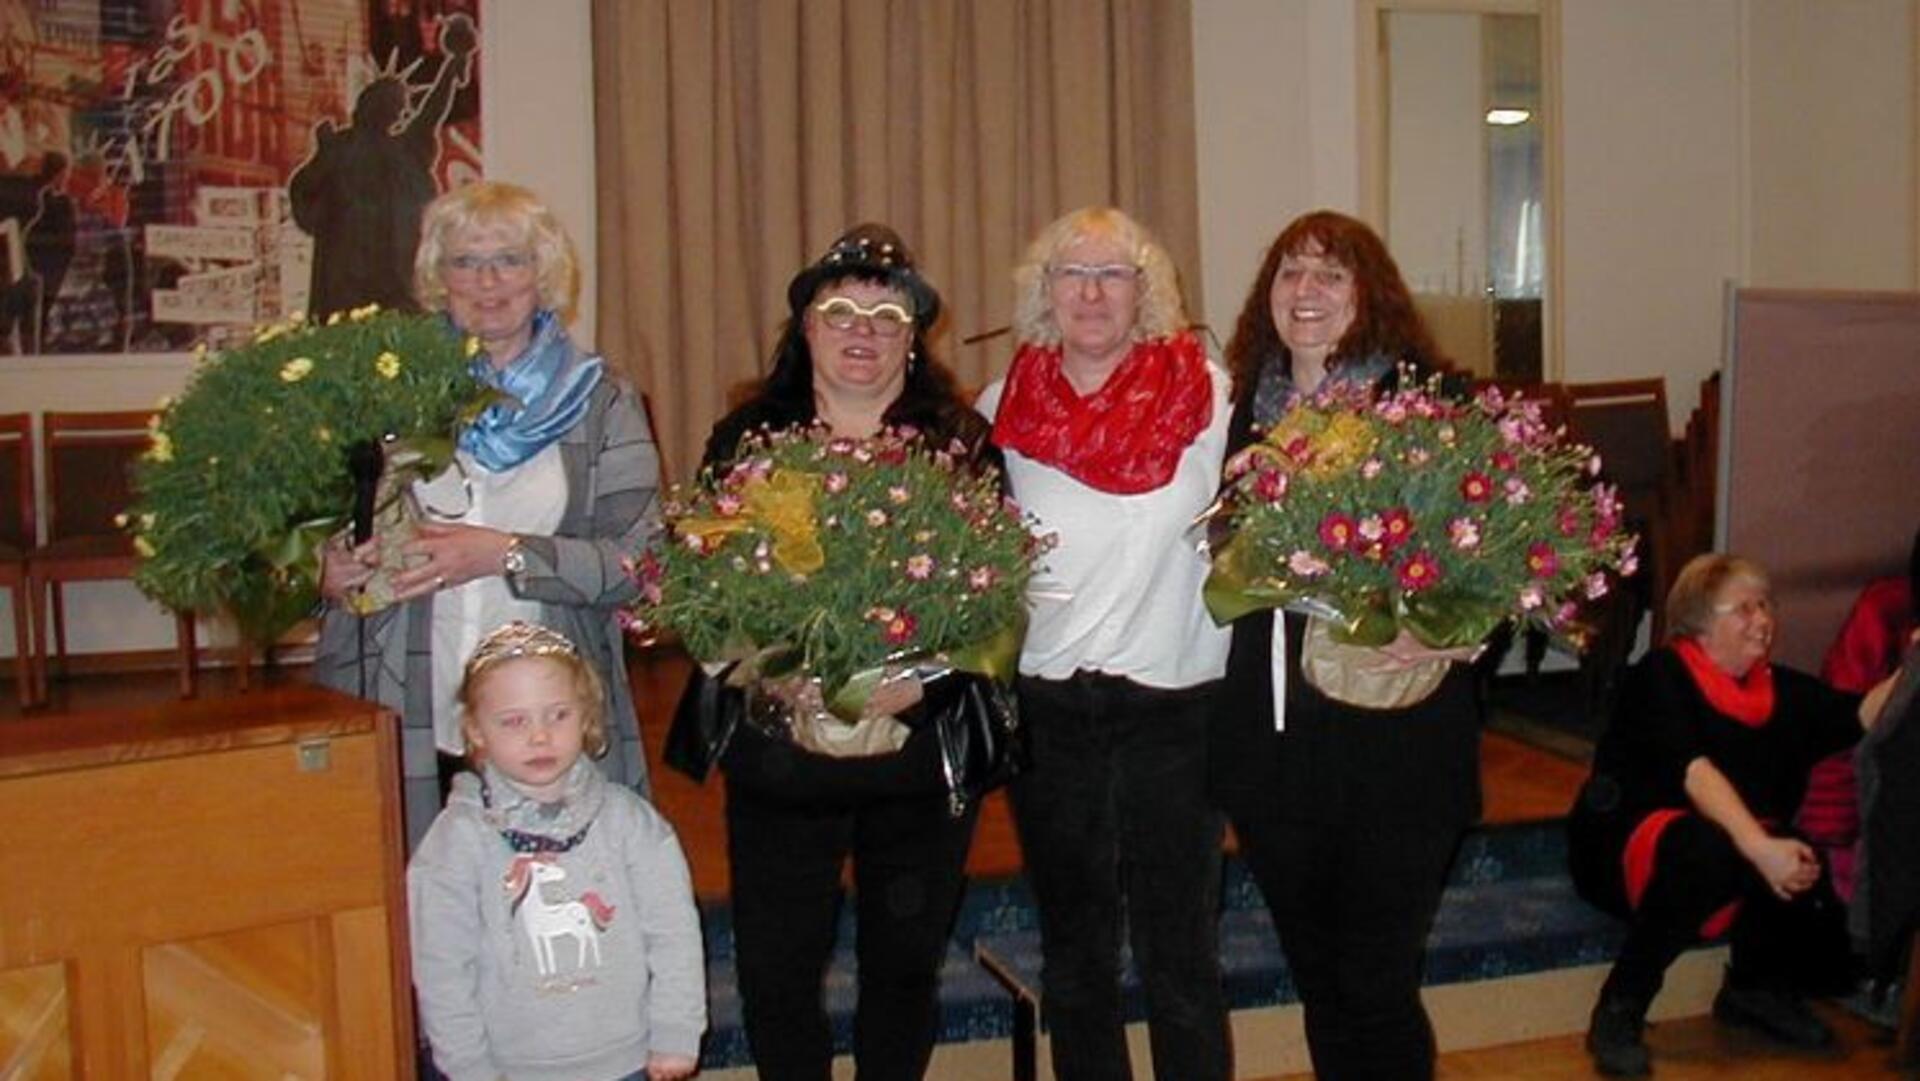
[1570,553,1900,1077]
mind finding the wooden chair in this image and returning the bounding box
[1562,379,1680,722]
[26,410,198,702]
[0,413,35,707]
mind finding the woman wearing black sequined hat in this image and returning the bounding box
[668,223,1003,1080]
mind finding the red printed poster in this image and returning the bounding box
[0,0,482,355]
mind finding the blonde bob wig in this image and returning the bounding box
[1011,206,1188,347]
[414,180,579,323]
[1664,552,1772,643]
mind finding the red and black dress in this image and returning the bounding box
[1568,644,1863,1003]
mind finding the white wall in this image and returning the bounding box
[1191,0,1919,430]
[0,0,596,661]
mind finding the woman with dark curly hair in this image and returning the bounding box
[667,223,1002,1081]
[1212,210,1480,1080]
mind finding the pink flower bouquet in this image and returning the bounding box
[626,425,1047,715]
[1205,375,1639,650]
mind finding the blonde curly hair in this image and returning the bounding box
[414,180,579,323]
[1011,206,1188,347]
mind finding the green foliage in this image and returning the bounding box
[630,426,1047,697]
[130,308,488,642]
[1208,375,1640,648]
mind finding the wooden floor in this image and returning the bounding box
[8,651,1909,1078]
[1269,1003,1910,1080]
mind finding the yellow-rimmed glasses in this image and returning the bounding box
[813,296,914,337]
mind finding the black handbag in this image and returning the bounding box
[664,663,1027,815]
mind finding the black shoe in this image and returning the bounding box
[1712,983,1835,1049]
[1586,994,1653,1076]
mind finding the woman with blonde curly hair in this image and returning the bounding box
[978,206,1232,1080]
[314,181,659,847]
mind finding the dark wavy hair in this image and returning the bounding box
[747,268,970,433]
[1224,210,1446,401]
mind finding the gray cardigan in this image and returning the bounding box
[314,376,660,846]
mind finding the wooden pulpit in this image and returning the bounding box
[0,686,413,1077]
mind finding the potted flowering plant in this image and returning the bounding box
[628,425,1047,722]
[1205,374,1638,704]
[130,307,492,643]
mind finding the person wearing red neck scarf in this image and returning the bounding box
[1570,554,1901,1076]
[977,207,1231,1081]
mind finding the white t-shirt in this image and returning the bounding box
[977,362,1231,689]
[423,443,568,754]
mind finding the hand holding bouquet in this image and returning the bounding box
[627,425,1048,720]
[1205,373,1639,656]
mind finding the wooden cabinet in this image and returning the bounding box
[0,687,412,1078]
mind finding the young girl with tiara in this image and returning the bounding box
[409,621,705,1081]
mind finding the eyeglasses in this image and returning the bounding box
[442,249,536,279]
[1711,597,1774,619]
[813,296,914,337]
[1048,263,1141,288]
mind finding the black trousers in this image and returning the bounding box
[1570,812,1852,1005]
[1009,673,1229,1081]
[724,730,978,1081]
[1230,807,1463,1081]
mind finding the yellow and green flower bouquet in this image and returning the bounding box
[626,425,1048,721]
[130,307,492,643]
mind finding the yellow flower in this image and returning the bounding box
[375,350,402,379]
[327,311,344,326]
[133,536,156,558]
[255,322,287,344]
[280,356,314,382]
[316,426,333,443]
[192,342,209,363]
[464,335,482,358]
[147,431,174,462]
[349,303,381,322]
[140,513,156,531]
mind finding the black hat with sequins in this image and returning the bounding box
[786,223,942,329]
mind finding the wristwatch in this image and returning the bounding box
[501,534,528,579]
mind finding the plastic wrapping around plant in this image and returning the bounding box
[624,424,1052,719]
[128,307,496,644]
[1204,371,1640,652]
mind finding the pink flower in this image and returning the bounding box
[1491,450,1518,472]
[1358,514,1386,543]
[1254,469,1288,501]
[828,437,857,455]
[1397,549,1442,593]
[905,554,935,580]
[888,485,911,504]
[1437,423,1458,446]
[1378,400,1409,424]
[1318,513,1357,552]
[824,472,850,493]
[1550,601,1580,628]
[1584,572,1610,600]
[1503,476,1532,505]
[1460,472,1494,503]
[865,605,896,622]
[1557,507,1583,537]
[1619,550,1641,577]
[865,508,889,527]
[1526,542,1559,579]
[715,493,745,516]
[1448,517,1481,550]
[1287,550,1330,577]
[882,609,918,645]
[1381,508,1415,550]
[1406,447,1431,466]
[968,566,999,592]
[1361,458,1384,479]
[1518,584,1545,610]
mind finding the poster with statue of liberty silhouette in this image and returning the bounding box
[0,0,481,356]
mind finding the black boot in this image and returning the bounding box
[1712,978,1834,1049]
[1586,992,1653,1077]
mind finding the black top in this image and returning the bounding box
[1576,647,1861,833]
[1208,361,1484,828]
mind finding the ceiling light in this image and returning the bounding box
[1485,108,1532,126]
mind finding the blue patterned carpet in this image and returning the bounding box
[693,818,1627,1070]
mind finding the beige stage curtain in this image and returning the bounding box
[593,0,1201,481]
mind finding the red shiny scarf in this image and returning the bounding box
[1673,638,1775,727]
[991,332,1212,494]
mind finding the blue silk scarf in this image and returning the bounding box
[458,309,604,472]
